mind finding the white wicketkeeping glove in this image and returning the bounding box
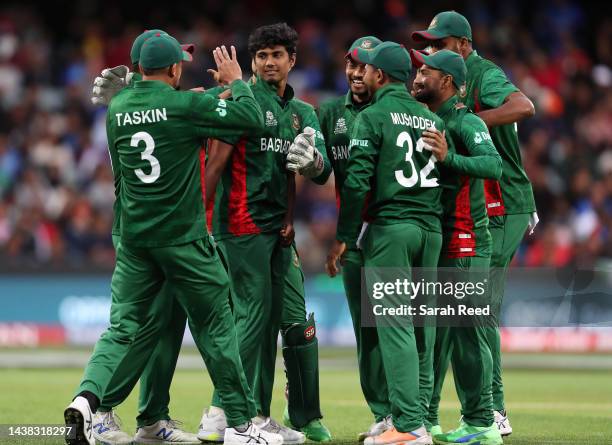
[91,65,133,106]
[286,126,325,178]
[528,211,539,235]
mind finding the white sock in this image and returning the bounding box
[209,406,225,416]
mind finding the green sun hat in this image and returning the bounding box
[352,41,412,82]
[411,11,472,42]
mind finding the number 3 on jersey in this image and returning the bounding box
[395,131,438,188]
[132,131,160,184]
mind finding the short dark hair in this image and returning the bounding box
[248,23,298,57]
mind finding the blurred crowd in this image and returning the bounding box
[0,0,610,272]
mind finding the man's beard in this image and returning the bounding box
[414,87,437,105]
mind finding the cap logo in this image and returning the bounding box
[360,40,373,49]
[428,17,438,29]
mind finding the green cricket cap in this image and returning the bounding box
[139,33,193,70]
[131,29,194,65]
[410,49,467,89]
[345,36,382,59]
[352,41,411,82]
[412,11,472,42]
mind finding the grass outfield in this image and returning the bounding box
[0,355,610,444]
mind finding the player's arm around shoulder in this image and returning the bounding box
[187,82,263,139]
[478,67,535,127]
[454,110,502,179]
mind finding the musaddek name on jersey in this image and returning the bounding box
[390,112,437,130]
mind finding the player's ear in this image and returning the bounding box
[377,69,385,86]
[288,53,296,70]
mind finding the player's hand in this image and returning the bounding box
[422,129,448,162]
[91,65,132,106]
[326,240,347,277]
[280,222,295,247]
[212,45,242,85]
[286,127,325,178]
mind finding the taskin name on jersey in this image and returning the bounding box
[390,112,437,130]
[115,108,168,126]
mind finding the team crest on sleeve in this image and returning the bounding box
[265,111,278,126]
[291,113,301,130]
[334,117,348,134]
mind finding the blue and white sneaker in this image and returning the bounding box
[133,420,200,444]
[92,410,133,444]
[224,421,283,445]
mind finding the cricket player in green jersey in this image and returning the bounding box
[318,35,393,441]
[413,11,538,435]
[412,49,503,445]
[64,34,284,445]
[200,23,332,444]
[89,29,217,445]
[327,41,446,445]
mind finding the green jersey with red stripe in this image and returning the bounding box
[318,91,367,206]
[336,83,444,246]
[436,95,502,258]
[464,50,536,216]
[211,76,330,240]
[106,78,262,247]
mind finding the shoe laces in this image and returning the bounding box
[102,410,123,430]
[160,419,183,430]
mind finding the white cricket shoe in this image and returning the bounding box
[254,416,305,444]
[359,416,393,442]
[64,396,95,445]
[92,410,133,444]
[198,406,227,442]
[133,419,200,444]
[224,421,283,445]
[494,410,512,436]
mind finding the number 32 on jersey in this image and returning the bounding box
[395,131,438,188]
